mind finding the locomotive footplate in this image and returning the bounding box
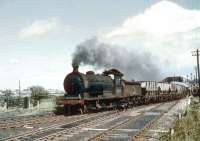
[63,99,84,105]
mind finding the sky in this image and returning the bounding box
[0,0,200,90]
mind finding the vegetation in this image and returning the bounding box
[53,96,65,115]
[54,106,65,115]
[1,90,24,108]
[30,86,48,103]
[161,97,200,141]
[2,89,13,97]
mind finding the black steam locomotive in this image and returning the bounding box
[59,63,189,114]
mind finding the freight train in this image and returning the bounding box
[59,63,189,115]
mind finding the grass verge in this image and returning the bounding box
[161,97,200,141]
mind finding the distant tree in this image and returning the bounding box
[30,86,48,102]
[131,79,135,82]
[2,89,13,108]
[2,89,13,97]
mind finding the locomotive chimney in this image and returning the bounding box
[72,62,79,73]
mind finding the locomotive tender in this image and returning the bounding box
[61,63,189,114]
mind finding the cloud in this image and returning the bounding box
[9,59,20,65]
[104,0,200,76]
[107,0,200,37]
[19,18,71,38]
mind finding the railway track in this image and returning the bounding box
[30,103,165,141]
[0,112,55,128]
[0,111,97,129]
[131,101,179,141]
[0,110,53,120]
[35,111,121,141]
[1,111,116,141]
[86,100,179,141]
[86,102,165,141]
[0,100,181,141]
[0,113,56,129]
[38,101,178,141]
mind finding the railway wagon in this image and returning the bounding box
[61,63,189,115]
[123,81,142,97]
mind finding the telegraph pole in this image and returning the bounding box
[190,73,193,95]
[192,49,200,100]
[195,66,198,84]
[19,80,21,97]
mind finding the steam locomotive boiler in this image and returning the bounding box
[61,63,189,115]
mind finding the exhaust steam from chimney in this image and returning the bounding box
[72,37,161,81]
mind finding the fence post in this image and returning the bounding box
[4,102,7,111]
[28,98,31,109]
[37,100,40,110]
[170,128,174,137]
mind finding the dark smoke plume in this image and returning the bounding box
[72,37,161,81]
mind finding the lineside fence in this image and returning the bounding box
[0,96,57,112]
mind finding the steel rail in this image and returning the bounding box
[86,103,164,141]
[130,100,179,141]
[2,111,114,141]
